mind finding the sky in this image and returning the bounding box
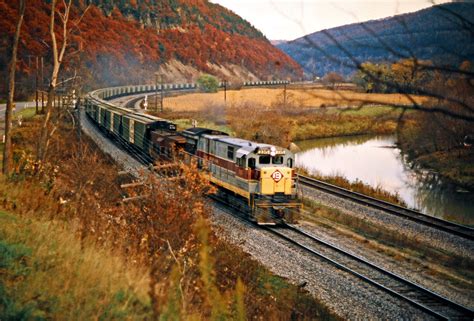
[209,0,452,40]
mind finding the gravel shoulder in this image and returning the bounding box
[209,204,437,320]
[297,213,473,308]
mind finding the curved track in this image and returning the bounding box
[264,224,473,320]
[210,192,473,320]
[84,84,473,319]
[298,175,474,241]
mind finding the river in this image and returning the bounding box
[296,135,474,226]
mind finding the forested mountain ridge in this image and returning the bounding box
[0,0,301,96]
[91,0,265,39]
[277,2,474,78]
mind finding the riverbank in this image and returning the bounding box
[158,104,413,148]
[297,169,407,207]
[404,148,474,191]
[398,117,474,191]
[296,134,474,225]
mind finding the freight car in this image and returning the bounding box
[84,96,176,156]
[85,85,300,224]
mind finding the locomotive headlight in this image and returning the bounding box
[270,146,276,157]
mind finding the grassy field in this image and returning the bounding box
[0,210,151,320]
[16,106,37,119]
[164,87,428,112]
[154,87,422,147]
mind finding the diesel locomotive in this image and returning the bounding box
[85,83,300,224]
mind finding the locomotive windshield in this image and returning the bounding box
[273,156,284,165]
[259,155,271,164]
[258,155,286,165]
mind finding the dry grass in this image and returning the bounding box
[301,199,474,280]
[0,110,339,320]
[157,87,421,147]
[164,87,429,112]
[298,169,407,206]
[0,210,151,320]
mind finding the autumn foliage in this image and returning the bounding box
[0,111,335,319]
[0,0,302,94]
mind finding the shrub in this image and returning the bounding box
[197,74,219,93]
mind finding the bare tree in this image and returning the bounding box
[37,0,73,163]
[322,72,345,89]
[3,0,26,175]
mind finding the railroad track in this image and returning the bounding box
[210,193,473,320]
[82,91,473,320]
[297,174,474,241]
[265,224,474,320]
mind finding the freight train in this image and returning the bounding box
[84,83,300,224]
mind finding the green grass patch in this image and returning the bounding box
[0,211,151,320]
[15,107,37,120]
[326,105,408,117]
[174,118,232,134]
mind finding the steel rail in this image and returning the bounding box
[210,193,473,320]
[297,174,474,241]
[268,224,473,320]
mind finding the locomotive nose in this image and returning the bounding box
[260,167,292,195]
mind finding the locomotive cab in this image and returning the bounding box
[196,135,301,224]
[239,146,300,223]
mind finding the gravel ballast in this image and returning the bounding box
[300,185,474,258]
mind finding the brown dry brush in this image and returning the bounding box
[226,103,293,147]
[126,164,215,317]
[2,113,337,320]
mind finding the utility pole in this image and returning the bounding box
[155,73,158,112]
[35,56,39,114]
[41,91,45,112]
[224,79,227,104]
[40,56,44,113]
[73,91,80,142]
[160,74,164,112]
[283,82,287,108]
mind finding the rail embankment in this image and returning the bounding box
[0,109,335,320]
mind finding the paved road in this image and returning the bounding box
[0,102,35,137]
[0,101,34,119]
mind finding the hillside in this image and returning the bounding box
[0,0,302,96]
[277,2,474,78]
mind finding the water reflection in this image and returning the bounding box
[296,135,474,225]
